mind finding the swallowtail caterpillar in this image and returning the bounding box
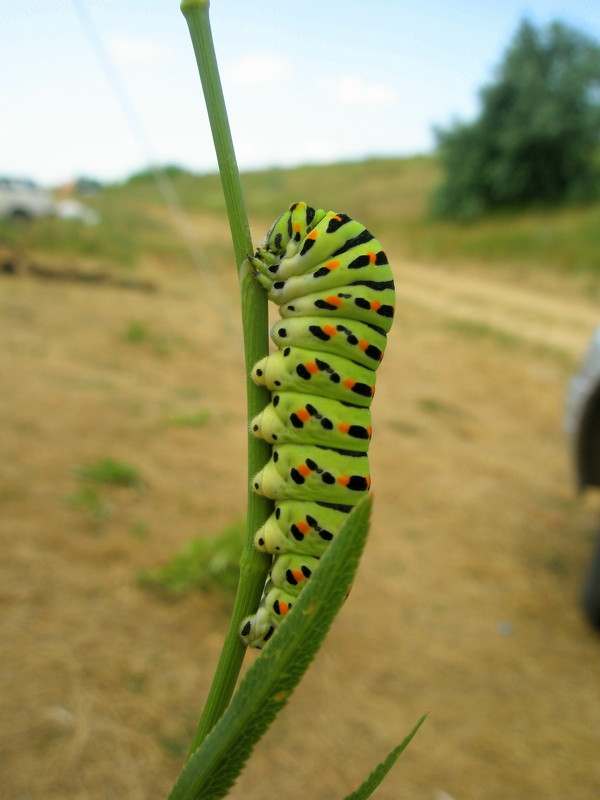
[239,202,395,648]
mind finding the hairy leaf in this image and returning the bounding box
[168,496,372,800]
[342,715,426,800]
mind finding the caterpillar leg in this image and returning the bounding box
[239,583,296,649]
[249,254,278,292]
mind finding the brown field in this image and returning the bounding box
[2,209,600,800]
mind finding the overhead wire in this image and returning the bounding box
[70,0,232,306]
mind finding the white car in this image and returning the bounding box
[0,177,56,220]
[566,326,600,628]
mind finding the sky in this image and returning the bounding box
[2,0,600,187]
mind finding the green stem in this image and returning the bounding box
[180,0,272,754]
[181,0,251,267]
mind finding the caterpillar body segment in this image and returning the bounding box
[269,553,320,595]
[240,202,395,649]
[271,316,387,370]
[253,500,352,556]
[251,391,372,451]
[279,284,395,334]
[263,213,368,282]
[252,443,371,503]
[262,246,392,306]
[250,207,393,307]
[251,347,376,407]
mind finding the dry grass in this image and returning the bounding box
[2,207,600,800]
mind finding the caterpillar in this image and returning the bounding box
[239,202,395,648]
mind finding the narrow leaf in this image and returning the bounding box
[168,496,372,800]
[342,715,427,800]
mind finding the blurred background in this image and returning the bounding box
[2,1,600,799]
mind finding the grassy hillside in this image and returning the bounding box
[3,155,600,799]
[2,156,600,282]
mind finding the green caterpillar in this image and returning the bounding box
[240,202,395,648]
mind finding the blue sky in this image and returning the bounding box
[3,0,600,186]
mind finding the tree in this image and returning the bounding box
[432,19,600,219]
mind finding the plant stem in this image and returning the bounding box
[180,0,250,267]
[180,0,272,754]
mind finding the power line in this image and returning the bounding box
[71,0,228,300]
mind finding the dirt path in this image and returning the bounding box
[395,258,598,358]
[2,254,600,800]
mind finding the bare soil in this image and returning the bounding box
[2,227,600,800]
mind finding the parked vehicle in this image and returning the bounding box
[565,326,600,628]
[0,177,56,220]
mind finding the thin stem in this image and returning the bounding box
[180,0,272,754]
[181,0,251,267]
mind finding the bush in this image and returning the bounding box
[432,20,600,219]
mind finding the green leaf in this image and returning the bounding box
[341,715,427,800]
[168,496,373,800]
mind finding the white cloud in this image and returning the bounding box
[108,35,171,64]
[231,128,338,170]
[328,76,397,106]
[223,55,291,87]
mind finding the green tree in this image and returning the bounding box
[432,19,600,219]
